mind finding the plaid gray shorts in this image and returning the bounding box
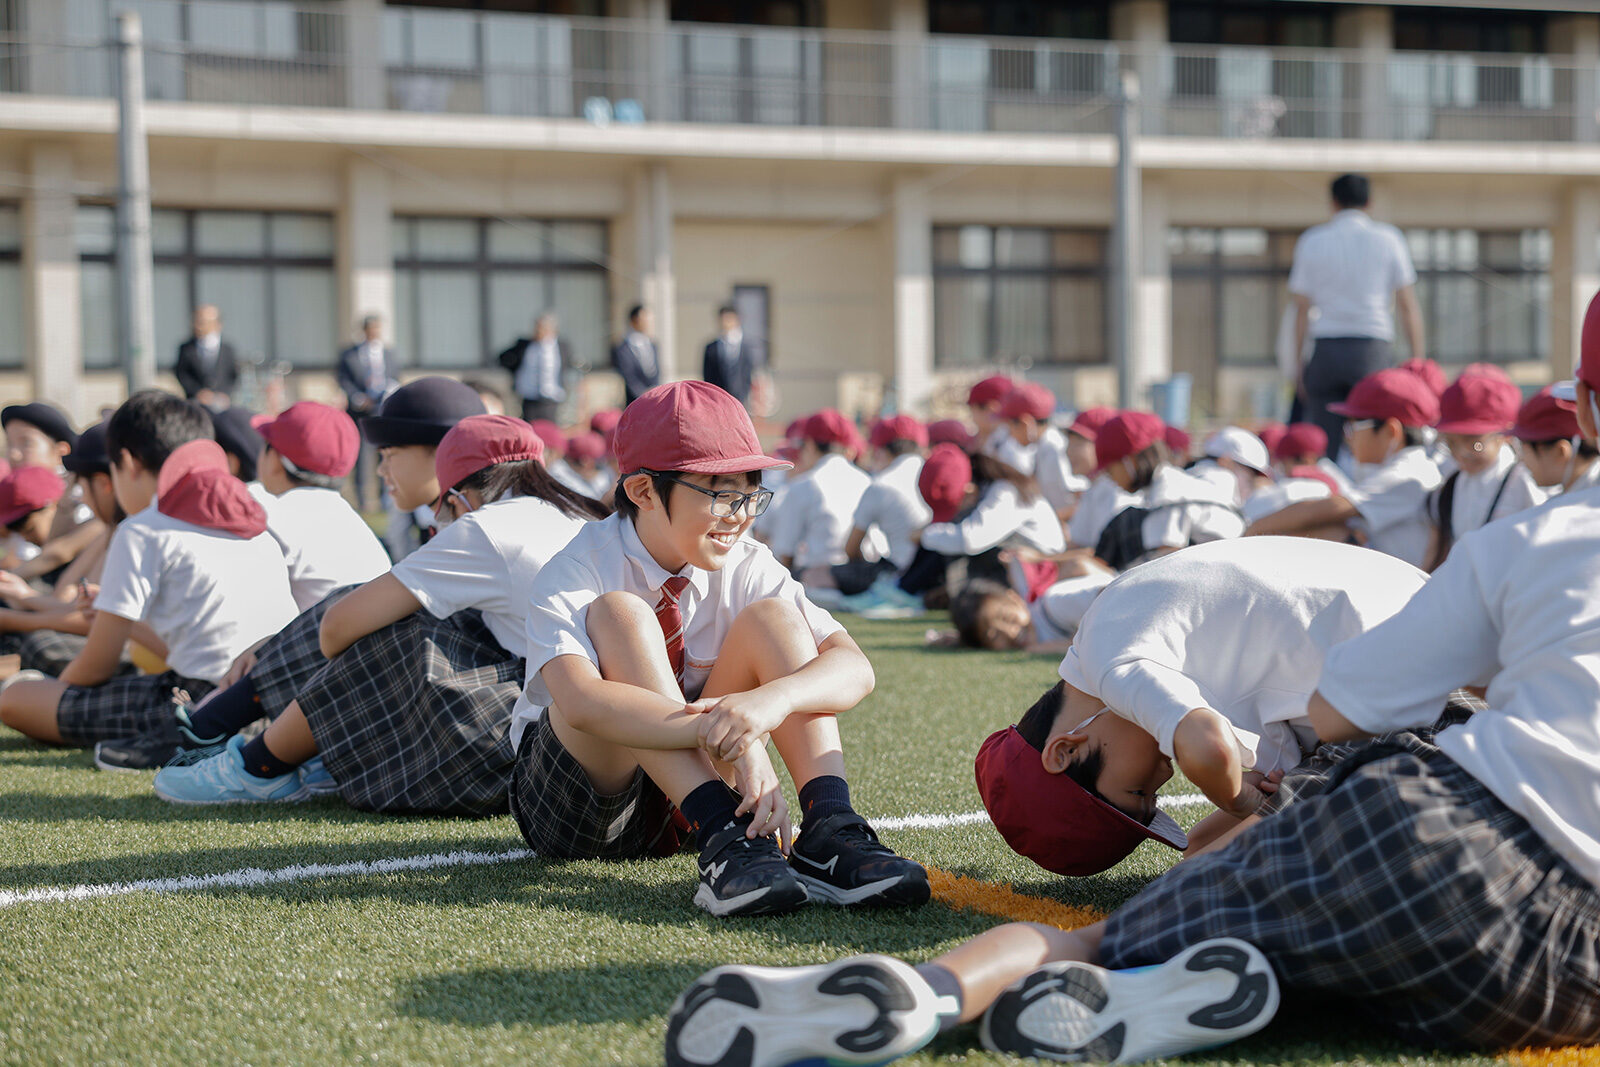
[295,609,522,817]
[1101,729,1600,1050]
[509,711,683,861]
[15,629,91,677]
[56,671,216,746]
[249,584,361,721]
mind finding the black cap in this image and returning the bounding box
[2,402,77,448]
[62,421,110,475]
[209,407,264,483]
[362,377,487,448]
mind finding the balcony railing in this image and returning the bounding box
[3,0,1596,144]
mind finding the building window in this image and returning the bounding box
[930,0,1109,39]
[1408,228,1549,366]
[76,206,337,374]
[391,216,609,372]
[933,225,1106,368]
[1168,227,1297,374]
[671,0,820,26]
[1168,1,1335,47]
[0,206,21,370]
[1393,9,1546,54]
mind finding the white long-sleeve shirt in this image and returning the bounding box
[920,480,1065,557]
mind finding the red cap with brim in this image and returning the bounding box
[615,380,791,476]
[567,431,607,464]
[1328,368,1440,428]
[1068,407,1118,442]
[1513,388,1580,441]
[258,401,361,478]
[1398,357,1448,398]
[1164,425,1192,455]
[1273,423,1327,462]
[927,419,975,450]
[999,383,1055,423]
[918,443,971,523]
[1255,421,1287,454]
[1094,411,1166,473]
[0,466,64,526]
[870,414,928,450]
[1436,374,1521,435]
[975,726,1187,877]
[156,440,268,539]
[803,409,855,448]
[436,415,543,494]
[968,375,1014,409]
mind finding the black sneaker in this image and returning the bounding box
[692,820,810,918]
[789,811,930,907]
[93,691,227,772]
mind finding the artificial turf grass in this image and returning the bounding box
[0,617,1517,1066]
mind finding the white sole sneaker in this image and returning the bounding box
[979,938,1279,1063]
[664,954,943,1067]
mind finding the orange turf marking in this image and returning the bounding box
[1506,1050,1600,1066]
[925,865,1107,931]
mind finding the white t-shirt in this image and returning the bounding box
[1344,445,1442,568]
[920,480,1066,558]
[1061,537,1427,775]
[1031,427,1088,513]
[1241,476,1333,526]
[1068,475,1137,549]
[95,503,298,683]
[764,453,871,570]
[515,512,845,748]
[850,453,930,571]
[1030,569,1115,643]
[996,433,1036,476]
[1319,489,1600,891]
[1426,443,1545,543]
[981,424,1010,459]
[1136,466,1245,555]
[1288,209,1417,342]
[256,486,391,612]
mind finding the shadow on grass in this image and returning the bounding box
[394,959,716,1028]
[0,789,433,829]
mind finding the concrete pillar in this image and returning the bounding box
[22,144,84,417]
[336,160,393,352]
[890,174,933,416]
[633,164,676,381]
[1133,176,1171,409]
[614,0,670,121]
[1551,14,1600,144]
[1334,5,1392,141]
[1111,0,1167,136]
[889,0,926,130]
[1549,184,1600,380]
[342,0,386,111]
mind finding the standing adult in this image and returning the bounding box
[497,312,571,424]
[701,305,764,408]
[174,304,239,409]
[336,314,399,511]
[1289,173,1424,457]
[610,304,660,406]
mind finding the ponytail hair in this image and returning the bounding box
[453,458,610,520]
[970,452,1041,504]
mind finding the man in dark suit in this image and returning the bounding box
[498,312,572,424]
[336,314,399,511]
[610,304,660,406]
[701,305,764,408]
[174,304,239,409]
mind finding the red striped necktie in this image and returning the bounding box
[655,575,692,693]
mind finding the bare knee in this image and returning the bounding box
[730,596,807,636]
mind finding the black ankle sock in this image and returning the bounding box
[681,781,740,850]
[913,963,966,1033]
[186,678,261,739]
[239,735,299,780]
[798,775,852,825]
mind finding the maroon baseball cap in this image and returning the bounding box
[258,401,360,478]
[1552,290,1600,408]
[1460,362,1512,384]
[1068,407,1118,442]
[967,375,1015,409]
[869,413,928,450]
[1436,374,1521,435]
[589,408,622,436]
[1398,357,1448,398]
[566,431,608,464]
[0,466,64,526]
[802,409,855,448]
[1273,422,1328,462]
[1513,387,1580,442]
[527,419,567,458]
[436,415,543,494]
[155,440,267,539]
[1163,425,1192,455]
[975,726,1187,877]
[927,419,975,450]
[1328,368,1441,428]
[615,380,791,476]
[1254,420,1287,454]
[1094,411,1166,473]
[917,443,971,523]
[999,383,1055,422]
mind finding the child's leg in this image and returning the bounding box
[0,676,67,743]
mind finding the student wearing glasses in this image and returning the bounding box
[509,381,928,918]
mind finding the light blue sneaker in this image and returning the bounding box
[298,755,339,798]
[153,735,310,805]
[856,575,925,620]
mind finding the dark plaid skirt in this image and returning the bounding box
[56,671,217,746]
[1101,727,1600,1051]
[249,584,362,721]
[509,710,681,860]
[294,608,522,817]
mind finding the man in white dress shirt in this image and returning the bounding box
[498,312,572,424]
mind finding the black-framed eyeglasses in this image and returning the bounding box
[645,471,774,519]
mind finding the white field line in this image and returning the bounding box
[0,795,1210,909]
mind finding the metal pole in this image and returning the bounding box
[115,10,157,395]
[1112,69,1141,410]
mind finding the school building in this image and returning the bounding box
[1,0,1598,426]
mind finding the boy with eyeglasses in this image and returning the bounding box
[510,381,928,917]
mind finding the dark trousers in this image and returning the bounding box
[1303,336,1393,458]
[349,419,380,512]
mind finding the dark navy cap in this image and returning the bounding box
[63,421,110,475]
[2,402,77,447]
[362,377,487,448]
[209,407,264,483]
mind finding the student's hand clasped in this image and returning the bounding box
[730,744,791,851]
[1228,769,1285,818]
[687,689,789,762]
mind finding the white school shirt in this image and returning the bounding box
[850,453,930,571]
[1426,443,1545,543]
[764,453,871,570]
[1031,427,1088,513]
[1241,476,1333,526]
[1068,475,1137,549]
[996,433,1036,475]
[1030,569,1115,643]
[980,424,1010,459]
[1287,209,1417,342]
[255,486,391,612]
[1060,537,1427,776]
[1187,459,1248,507]
[1136,466,1245,553]
[94,503,298,684]
[1315,457,1355,497]
[1343,445,1441,568]
[1319,489,1600,891]
[514,513,844,748]
[920,481,1066,558]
